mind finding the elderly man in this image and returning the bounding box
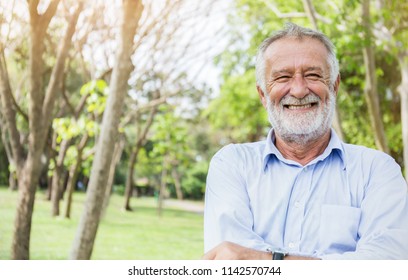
[203,23,408,260]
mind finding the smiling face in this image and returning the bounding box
[258,37,340,145]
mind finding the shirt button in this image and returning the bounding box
[294,201,301,208]
[288,242,295,249]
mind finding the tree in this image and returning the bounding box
[0,0,84,259]
[361,0,389,154]
[69,0,144,260]
[50,134,71,216]
[149,108,192,215]
[372,0,408,177]
[115,0,225,211]
[123,90,160,211]
[63,133,89,219]
[50,78,107,217]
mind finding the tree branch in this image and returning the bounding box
[60,74,76,117]
[42,1,84,122]
[40,0,61,27]
[261,0,306,18]
[0,45,24,167]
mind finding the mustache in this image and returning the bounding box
[281,94,321,106]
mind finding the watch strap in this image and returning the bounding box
[267,248,287,260]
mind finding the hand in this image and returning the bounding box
[202,241,321,260]
[202,241,271,260]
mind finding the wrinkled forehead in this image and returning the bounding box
[264,37,330,71]
[264,36,329,57]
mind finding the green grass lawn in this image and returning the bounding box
[0,187,204,260]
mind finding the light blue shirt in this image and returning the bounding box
[204,129,408,259]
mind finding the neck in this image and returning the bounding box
[274,130,331,166]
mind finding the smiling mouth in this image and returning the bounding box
[284,102,318,110]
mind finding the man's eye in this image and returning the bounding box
[275,76,290,81]
[306,73,321,79]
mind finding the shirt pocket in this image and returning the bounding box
[318,204,361,254]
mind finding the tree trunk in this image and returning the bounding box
[64,163,78,219]
[361,0,389,154]
[0,43,24,178]
[101,135,125,217]
[51,138,71,216]
[11,152,43,259]
[158,156,168,217]
[398,55,408,180]
[10,1,82,259]
[124,146,138,211]
[64,134,89,219]
[69,0,144,260]
[9,173,17,191]
[0,116,18,190]
[332,108,344,140]
[123,95,160,211]
[172,168,183,200]
[42,130,54,200]
[10,1,61,259]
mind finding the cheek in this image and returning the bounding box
[268,84,288,104]
[307,81,331,98]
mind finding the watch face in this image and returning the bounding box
[273,252,285,260]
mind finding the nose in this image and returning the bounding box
[289,74,309,99]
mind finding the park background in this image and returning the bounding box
[0,0,407,260]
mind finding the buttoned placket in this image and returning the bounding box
[283,164,315,253]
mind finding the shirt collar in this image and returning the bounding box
[262,128,346,170]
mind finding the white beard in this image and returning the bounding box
[266,91,336,145]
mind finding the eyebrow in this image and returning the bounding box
[270,69,291,77]
[271,66,324,76]
[304,66,324,72]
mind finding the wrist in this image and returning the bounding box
[259,250,274,260]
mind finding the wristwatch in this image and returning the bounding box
[267,248,287,260]
[272,250,287,260]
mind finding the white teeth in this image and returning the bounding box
[287,104,313,110]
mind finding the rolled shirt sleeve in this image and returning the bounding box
[320,154,408,260]
[204,144,271,253]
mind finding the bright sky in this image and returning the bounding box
[0,0,233,101]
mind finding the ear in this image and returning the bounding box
[333,74,341,96]
[257,85,267,108]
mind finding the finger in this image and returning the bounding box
[201,249,216,260]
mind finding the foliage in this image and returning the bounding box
[144,106,195,193]
[80,79,108,117]
[181,160,209,200]
[150,106,191,164]
[204,68,268,143]
[50,80,107,177]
